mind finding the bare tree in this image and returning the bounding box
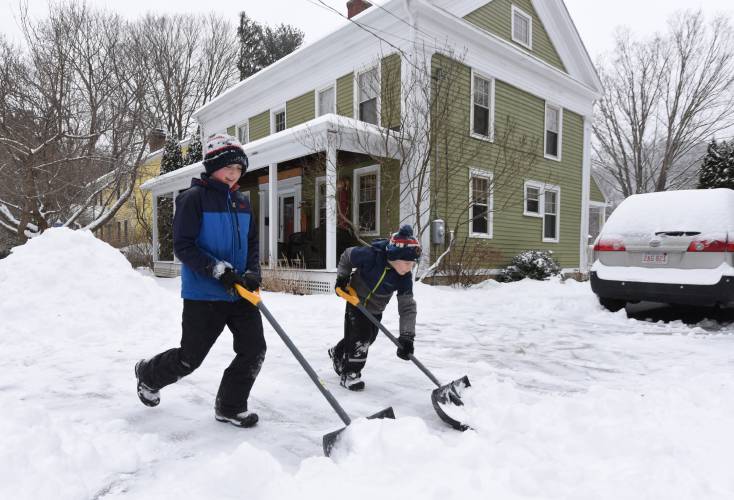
[136,13,238,141]
[298,46,541,278]
[0,3,153,240]
[593,10,734,198]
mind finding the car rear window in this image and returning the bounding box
[603,188,734,234]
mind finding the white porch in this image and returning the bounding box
[140,114,401,292]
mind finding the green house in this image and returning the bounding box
[142,0,603,289]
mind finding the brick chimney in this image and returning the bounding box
[347,0,372,19]
[148,128,166,152]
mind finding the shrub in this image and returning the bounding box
[497,250,561,282]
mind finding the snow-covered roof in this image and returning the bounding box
[141,113,401,194]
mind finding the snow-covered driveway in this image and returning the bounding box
[1,229,733,499]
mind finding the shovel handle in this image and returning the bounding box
[335,286,360,306]
[234,283,262,306]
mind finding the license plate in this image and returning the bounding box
[642,252,668,265]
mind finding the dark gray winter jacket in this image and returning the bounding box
[337,241,417,339]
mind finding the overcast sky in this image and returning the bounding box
[2,0,733,60]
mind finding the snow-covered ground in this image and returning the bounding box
[1,228,733,500]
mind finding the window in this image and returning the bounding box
[116,221,121,241]
[315,177,327,227]
[317,86,336,117]
[236,122,248,144]
[353,165,380,234]
[523,181,561,242]
[123,220,128,243]
[273,110,286,133]
[545,104,562,160]
[357,67,379,125]
[543,189,559,241]
[469,169,493,237]
[511,5,533,49]
[471,72,493,140]
[524,182,541,216]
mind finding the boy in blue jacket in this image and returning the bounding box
[329,225,421,390]
[135,135,265,428]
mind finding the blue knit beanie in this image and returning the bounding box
[386,225,422,261]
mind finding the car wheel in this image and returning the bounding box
[598,297,626,312]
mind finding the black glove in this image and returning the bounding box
[334,274,349,293]
[218,268,246,294]
[396,335,414,360]
[244,270,261,292]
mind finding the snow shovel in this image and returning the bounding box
[336,286,471,431]
[234,284,395,456]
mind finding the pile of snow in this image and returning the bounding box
[1,229,734,499]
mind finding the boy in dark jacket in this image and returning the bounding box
[329,225,421,390]
[135,134,265,428]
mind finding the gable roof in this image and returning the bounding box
[430,0,601,92]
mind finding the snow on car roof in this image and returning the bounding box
[603,188,734,234]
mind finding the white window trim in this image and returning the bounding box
[469,69,495,142]
[270,105,287,134]
[314,175,326,228]
[315,83,337,117]
[352,164,381,236]
[541,184,561,243]
[236,120,249,144]
[523,180,543,218]
[469,167,494,239]
[511,4,533,50]
[354,65,381,127]
[544,103,563,161]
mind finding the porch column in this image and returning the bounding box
[268,162,278,268]
[151,194,159,261]
[326,129,338,271]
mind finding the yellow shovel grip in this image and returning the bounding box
[234,283,262,306]
[336,286,360,306]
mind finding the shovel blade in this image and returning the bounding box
[430,375,471,431]
[322,406,396,457]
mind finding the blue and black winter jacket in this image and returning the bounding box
[173,174,259,301]
[337,240,417,338]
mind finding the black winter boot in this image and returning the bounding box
[135,359,160,407]
[340,371,365,391]
[215,409,259,428]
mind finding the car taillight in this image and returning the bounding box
[593,238,626,251]
[687,238,727,252]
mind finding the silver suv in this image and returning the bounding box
[590,189,734,311]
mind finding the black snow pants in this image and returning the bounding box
[139,298,266,415]
[332,303,382,375]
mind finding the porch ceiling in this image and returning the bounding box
[140,114,402,195]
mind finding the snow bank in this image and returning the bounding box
[1,229,734,499]
[602,188,734,235]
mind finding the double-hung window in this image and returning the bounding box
[543,188,559,242]
[545,104,562,160]
[512,5,533,49]
[471,73,493,140]
[524,182,541,216]
[273,109,286,133]
[317,86,336,117]
[524,180,560,242]
[353,165,380,234]
[469,169,493,237]
[236,121,248,144]
[357,67,379,125]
